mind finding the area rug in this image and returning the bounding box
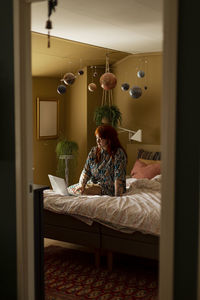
[44,245,158,300]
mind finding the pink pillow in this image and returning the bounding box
[131,159,161,179]
[130,159,146,176]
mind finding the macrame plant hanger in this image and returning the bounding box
[101,53,113,107]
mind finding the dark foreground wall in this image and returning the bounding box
[0,1,17,299]
[174,0,200,299]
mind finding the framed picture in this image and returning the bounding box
[36,97,59,140]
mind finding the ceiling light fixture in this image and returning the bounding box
[45,0,58,48]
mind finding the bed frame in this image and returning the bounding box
[43,210,159,269]
[43,144,161,268]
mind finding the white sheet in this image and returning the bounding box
[43,175,161,236]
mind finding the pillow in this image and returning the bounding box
[137,149,161,160]
[131,159,161,179]
[139,158,161,165]
[130,159,146,176]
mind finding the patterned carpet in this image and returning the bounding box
[44,245,158,300]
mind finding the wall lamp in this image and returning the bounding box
[118,127,142,142]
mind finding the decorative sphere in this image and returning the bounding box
[57,84,66,95]
[100,72,117,90]
[93,71,98,77]
[137,70,145,78]
[144,86,148,90]
[63,72,76,85]
[129,86,142,99]
[78,69,84,75]
[88,82,97,92]
[121,83,130,91]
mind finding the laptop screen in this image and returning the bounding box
[48,175,69,196]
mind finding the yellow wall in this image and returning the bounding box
[113,52,162,172]
[65,67,88,184]
[33,53,162,185]
[32,77,66,186]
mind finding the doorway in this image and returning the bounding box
[16,0,198,299]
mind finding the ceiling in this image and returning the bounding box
[32,32,130,77]
[31,0,163,77]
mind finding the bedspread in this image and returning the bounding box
[43,175,161,236]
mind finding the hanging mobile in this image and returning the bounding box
[88,66,97,92]
[45,0,58,48]
[77,58,84,75]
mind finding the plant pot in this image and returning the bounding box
[101,117,110,125]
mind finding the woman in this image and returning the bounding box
[76,124,127,196]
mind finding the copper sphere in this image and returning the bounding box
[99,72,117,90]
[88,83,97,92]
[63,72,76,85]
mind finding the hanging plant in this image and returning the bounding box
[55,138,78,178]
[93,54,122,128]
[94,105,122,128]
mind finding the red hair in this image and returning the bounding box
[95,125,127,162]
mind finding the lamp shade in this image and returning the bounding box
[130,129,142,142]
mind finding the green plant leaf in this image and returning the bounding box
[94,104,122,127]
[55,138,79,179]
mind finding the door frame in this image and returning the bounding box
[15,0,178,299]
[14,0,34,299]
[159,0,178,298]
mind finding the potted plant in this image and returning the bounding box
[55,138,78,185]
[94,104,122,128]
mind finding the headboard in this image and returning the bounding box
[126,143,161,174]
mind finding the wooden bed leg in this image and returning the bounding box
[107,251,113,272]
[94,249,101,268]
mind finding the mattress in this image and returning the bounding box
[43,175,161,236]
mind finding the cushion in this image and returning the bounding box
[130,159,146,176]
[139,158,161,165]
[131,159,161,179]
[137,149,161,160]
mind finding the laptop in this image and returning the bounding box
[48,174,69,196]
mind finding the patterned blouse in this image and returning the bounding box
[79,146,127,196]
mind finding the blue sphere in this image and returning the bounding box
[137,70,145,78]
[78,69,84,75]
[121,83,130,91]
[129,86,142,99]
[57,84,66,95]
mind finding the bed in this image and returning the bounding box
[43,144,161,269]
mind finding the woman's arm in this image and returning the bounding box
[78,147,95,193]
[114,179,124,196]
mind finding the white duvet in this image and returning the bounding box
[43,175,161,236]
